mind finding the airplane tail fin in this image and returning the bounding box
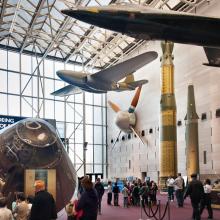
[127,79,148,89]
[203,47,220,67]
[123,74,134,83]
[51,85,82,96]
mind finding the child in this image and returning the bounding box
[122,184,129,208]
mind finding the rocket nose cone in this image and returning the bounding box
[61,9,77,16]
[61,8,87,21]
[61,7,107,22]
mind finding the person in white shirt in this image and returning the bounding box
[0,197,13,220]
[174,173,185,207]
[107,181,112,205]
[200,179,213,219]
[166,176,175,201]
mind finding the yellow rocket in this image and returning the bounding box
[159,41,177,188]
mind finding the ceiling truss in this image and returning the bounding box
[0,0,212,70]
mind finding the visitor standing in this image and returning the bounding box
[75,176,98,220]
[184,173,204,220]
[200,179,213,219]
[0,197,13,220]
[112,182,120,206]
[94,178,104,214]
[166,176,175,201]
[174,173,185,207]
[13,193,29,220]
[107,181,112,205]
[29,180,57,220]
[121,184,129,208]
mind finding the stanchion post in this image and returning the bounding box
[158,200,161,220]
[167,200,171,220]
[138,197,143,220]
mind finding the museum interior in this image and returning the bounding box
[0,0,220,219]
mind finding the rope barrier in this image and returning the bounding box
[141,198,170,220]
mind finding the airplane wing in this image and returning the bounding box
[51,85,82,96]
[90,51,158,83]
[51,84,106,96]
[203,47,220,67]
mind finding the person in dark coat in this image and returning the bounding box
[29,180,57,220]
[75,176,98,220]
[112,182,120,206]
[184,173,204,220]
[94,178,104,214]
[107,181,112,205]
[132,183,140,206]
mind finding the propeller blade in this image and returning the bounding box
[129,126,145,145]
[108,101,121,113]
[111,131,122,151]
[128,86,142,113]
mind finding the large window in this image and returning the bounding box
[0,49,107,178]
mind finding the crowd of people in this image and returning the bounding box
[105,173,218,220]
[1,174,220,220]
[65,177,159,220]
[107,179,158,208]
[0,179,57,220]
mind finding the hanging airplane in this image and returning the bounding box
[51,51,158,96]
[61,3,220,48]
[61,3,220,66]
[108,86,144,150]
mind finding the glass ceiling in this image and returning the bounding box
[0,0,210,70]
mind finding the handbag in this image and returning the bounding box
[65,202,77,216]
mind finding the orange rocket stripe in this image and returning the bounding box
[108,101,121,113]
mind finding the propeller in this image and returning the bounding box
[108,85,145,150]
[108,101,121,113]
[129,126,144,145]
[128,86,142,113]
